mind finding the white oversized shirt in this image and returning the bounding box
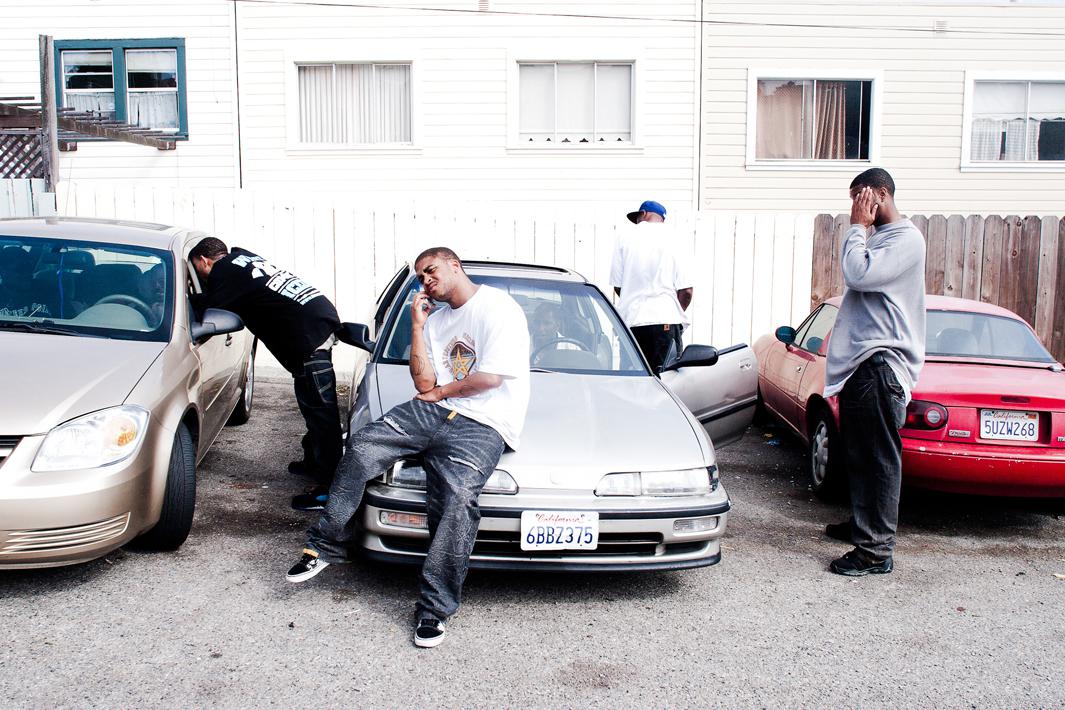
[610,223,692,328]
[423,285,531,449]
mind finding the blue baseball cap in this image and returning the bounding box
[627,200,667,224]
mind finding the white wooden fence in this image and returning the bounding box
[54,181,816,373]
[0,178,56,218]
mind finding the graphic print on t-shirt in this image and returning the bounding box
[444,334,477,381]
[230,253,322,306]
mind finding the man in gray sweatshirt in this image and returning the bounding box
[823,168,926,576]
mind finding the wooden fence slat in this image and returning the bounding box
[980,215,1006,305]
[961,214,984,301]
[1016,215,1043,327]
[943,215,966,298]
[711,213,735,347]
[1053,218,1065,362]
[925,214,948,294]
[810,214,837,308]
[1034,216,1060,347]
[791,213,815,326]
[750,213,775,345]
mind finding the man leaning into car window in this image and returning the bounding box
[188,238,343,511]
[822,168,926,577]
[286,247,530,649]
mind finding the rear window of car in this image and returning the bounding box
[0,235,174,342]
[927,310,1055,363]
[377,274,648,376]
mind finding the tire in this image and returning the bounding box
[226,345,255,426]
[132,423,196,551]
[808,407,847,501]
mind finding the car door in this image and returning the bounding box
[778,305,837,425]
[761,308,818,422]
[183,244,240,446]
[661,342,759,448]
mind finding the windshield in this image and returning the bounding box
[0,235,174,342]
[379,275,648,376]
[927,310,1055,363]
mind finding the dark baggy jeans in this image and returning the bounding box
[631,323,684,372]
[292,348,343,485]
[838,353,907,561]
[306,399,505,622]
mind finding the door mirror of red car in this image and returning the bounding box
[775,326,796,345]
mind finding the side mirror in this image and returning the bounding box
[659,344,719,373]
[335,322,376,353]
[775,326,796,345]
[190,308,244,342]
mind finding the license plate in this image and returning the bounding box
[979,410,1039,442]
[520,511,599,551]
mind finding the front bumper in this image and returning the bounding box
[358,482,731,572]
[903,438,1065,497]
[0,434,158,569]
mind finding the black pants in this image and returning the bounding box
[631,324,684,372]
[292,348,343,485]
[838,353,907,561]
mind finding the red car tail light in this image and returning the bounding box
[905,400,949,430]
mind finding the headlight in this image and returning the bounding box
[595,466,718,497]
[32,406,150,472]
[384,461,518,495]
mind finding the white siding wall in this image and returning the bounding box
[701,0,1065,214]
[0,0,237,188]
[236,1,699,209]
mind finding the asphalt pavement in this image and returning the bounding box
[2,380,1063,708]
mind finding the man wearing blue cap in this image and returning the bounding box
[611,200,693,371]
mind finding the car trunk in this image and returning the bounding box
[906,360,1065,449]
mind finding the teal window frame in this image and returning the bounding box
[54,38,188,139]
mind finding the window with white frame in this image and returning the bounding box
[970,81,1065,162]
[518,62,632,145]
[296,63,411,145]
[754,79,872,161]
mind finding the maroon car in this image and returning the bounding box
[753,295,1065,498]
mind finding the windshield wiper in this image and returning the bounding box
[0,320,87,337]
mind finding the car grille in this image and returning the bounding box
[0,436,20,466]
[380,531,704,559]
[0,514,131,556]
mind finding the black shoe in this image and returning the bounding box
[824,520,854,543]
[286,549,330,582]
[830,548,894,577]
[291,486,329,511]
[413,618,446,648]
[288,460,314,478]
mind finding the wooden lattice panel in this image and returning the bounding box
[0,131,45,179]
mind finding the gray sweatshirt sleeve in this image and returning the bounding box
[840,224,923,292]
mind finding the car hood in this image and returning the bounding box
[917,361,1065,410]
[0,332,165,435]
[373,365,708,489]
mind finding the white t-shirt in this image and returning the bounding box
[610,223,692,328]
[423,285,531,450]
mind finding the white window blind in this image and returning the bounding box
[518,62,632,145]
[126,49,179,131]
[297,63,411,145]
[971,80,1065,161]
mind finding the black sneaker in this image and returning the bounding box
[288,460,314,478]
[830,548,893,577]
[291,486,329,511]
[824,520,854,543]
[286,549,330,582]
[413,618,446,648]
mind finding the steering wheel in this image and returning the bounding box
[531,337,591,359]
[93,294,156,322]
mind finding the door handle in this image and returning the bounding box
[225,334,233,346]
[795,366,803,372]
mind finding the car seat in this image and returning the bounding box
[935,327,979,355]
[77,263,144,306]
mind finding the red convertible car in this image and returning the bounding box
[753,295,1065,498]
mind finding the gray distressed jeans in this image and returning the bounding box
[306,399,505,622]
[838,353,907,561]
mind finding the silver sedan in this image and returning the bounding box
[341,261,758,571]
